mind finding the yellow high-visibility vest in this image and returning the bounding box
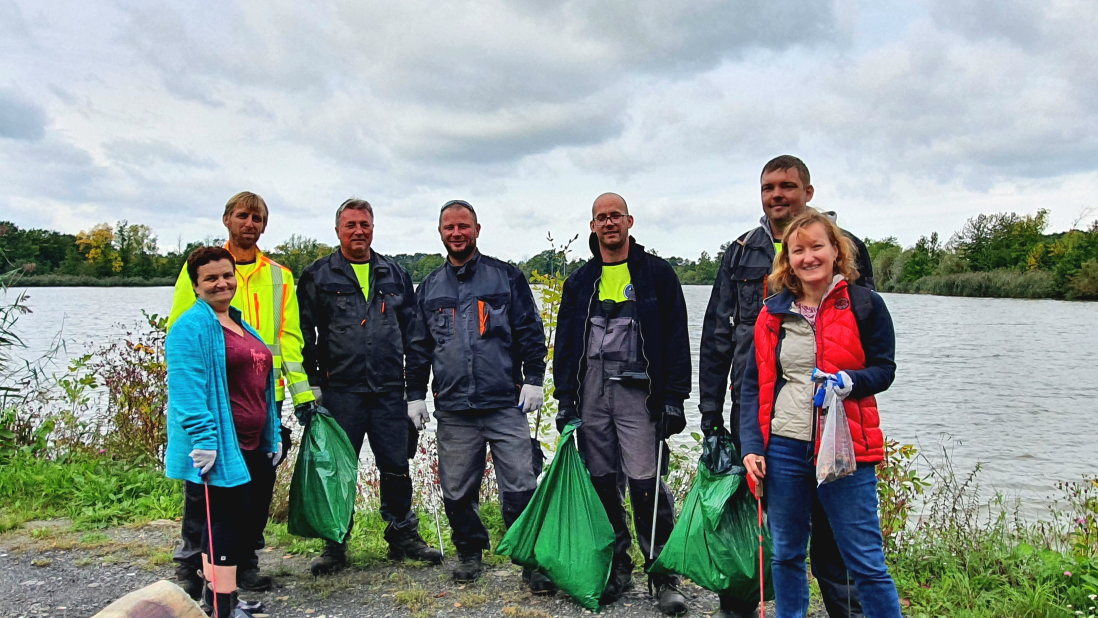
[167,248,315,407]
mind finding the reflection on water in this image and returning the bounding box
[6,285,1098,514]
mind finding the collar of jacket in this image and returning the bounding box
[329,248,385,279]
[222,243,270,267]
[586,232,647,266]
[763,275,848,316]
[447,250,481,281]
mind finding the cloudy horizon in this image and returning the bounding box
[2,0,1096,261]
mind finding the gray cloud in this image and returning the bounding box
[0,88,47,141]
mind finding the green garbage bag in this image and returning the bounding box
[496,421,614,611]
[287,412,358,544]
[650,430,774,602]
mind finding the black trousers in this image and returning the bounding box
[324,389,418,543]
[719,496,864,617]
[177,448,276,569]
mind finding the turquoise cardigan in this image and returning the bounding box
[165,300,281,487]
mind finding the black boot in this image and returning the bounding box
[236,553,272,591]
[522,566,557,594]
[600,557,635,605]
[451,550,483,582]
[713,594,759,618]
[175,562,203,600]
[387,529,443,565]
[203,584,251,618]
[649,573,688,616]
[309,540,348,577]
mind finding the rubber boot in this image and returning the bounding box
[522,566,557,594]
[387,528,443,565]
[310,540,348,577]
[600,556,635,604]
[714,594,759,618]
[203,584,249,618]
[236,552,272,591]
[451,550,483,582]
[649,573,688,616]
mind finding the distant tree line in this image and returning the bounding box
[866,209,1098,299]
[8,210,1093,298]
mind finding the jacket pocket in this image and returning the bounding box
[732,265,769,324]
[476,293,510,339]
[375,282,403,319]
[318,282,362,330]
[425,296,457,343]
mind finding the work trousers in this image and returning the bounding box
[176,447,276,570]
[435,407,537,556]
[324,389,418,544]
[579,358,676,570]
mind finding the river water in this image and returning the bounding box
[5,286,1097,515]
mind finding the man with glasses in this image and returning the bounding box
[405,200,553,593]
[296,199,443,575]
[552,193,691,615]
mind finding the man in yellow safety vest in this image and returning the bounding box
[168,191,319,598]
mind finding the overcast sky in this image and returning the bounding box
[2,0,1096,261]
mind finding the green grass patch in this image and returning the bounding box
[0,453,182,528]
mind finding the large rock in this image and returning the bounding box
[91,580,207,618]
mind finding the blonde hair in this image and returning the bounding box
[223,191,268,223]
[768,210,859,298]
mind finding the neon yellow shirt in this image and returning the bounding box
[351,262,371,301]
[599,263,633,302]
[774,242,782,256]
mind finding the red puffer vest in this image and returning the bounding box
[754,280,884,463]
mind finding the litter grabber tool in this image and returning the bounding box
[203,477,220,618]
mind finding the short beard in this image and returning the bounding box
[599,233,628,252]
[446,242,476,263]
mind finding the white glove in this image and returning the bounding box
[517,384,544,414]
[833,371,854,400]
[408,400,430,431]
[268,442,285,467]
[310,387,323,406]
[189,449,217,476]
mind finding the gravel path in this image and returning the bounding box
[1,520,824,618]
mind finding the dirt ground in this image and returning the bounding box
[0,519,824,618]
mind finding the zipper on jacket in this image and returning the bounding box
[575,280,599,414]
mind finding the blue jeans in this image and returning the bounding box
[766,434,901,618]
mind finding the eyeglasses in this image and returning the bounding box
[593,213,627,226]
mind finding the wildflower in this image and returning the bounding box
[1079,518,1088,527]
[1064,571,1072,577]
[1091,594,1097,600]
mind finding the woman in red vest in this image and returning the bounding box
[739,210,901,618]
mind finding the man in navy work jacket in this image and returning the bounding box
[553,193,691,616]
[297,199,443,576]
[405,200,554,594]
[698,155,874,618]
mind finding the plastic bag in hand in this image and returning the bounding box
[816,389,857,485]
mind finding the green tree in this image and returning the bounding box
[270,234,333,278]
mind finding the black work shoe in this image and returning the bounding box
[387,530,444,565]
[175,563,203,600]
[522,566,557,594]
[713,611,758,618]
[600,561,635,604]
[650,575,688,616]
[237,567,273,592]
[310,541,348,577]
[451,551,483,582]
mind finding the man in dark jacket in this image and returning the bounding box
[405,200,553,593]
[297,199,443,576]
[553,193,691,616]
[698,156,872,618]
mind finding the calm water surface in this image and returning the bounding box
[7,286,1097,514]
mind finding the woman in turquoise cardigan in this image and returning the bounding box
[166,246,282,618]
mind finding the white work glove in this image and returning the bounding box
[189,449,217,476]
[408,400,430,431]
[517,384,544,414]
[268,442,285,467]
[310,387,323,406]
[833,371,854,400]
